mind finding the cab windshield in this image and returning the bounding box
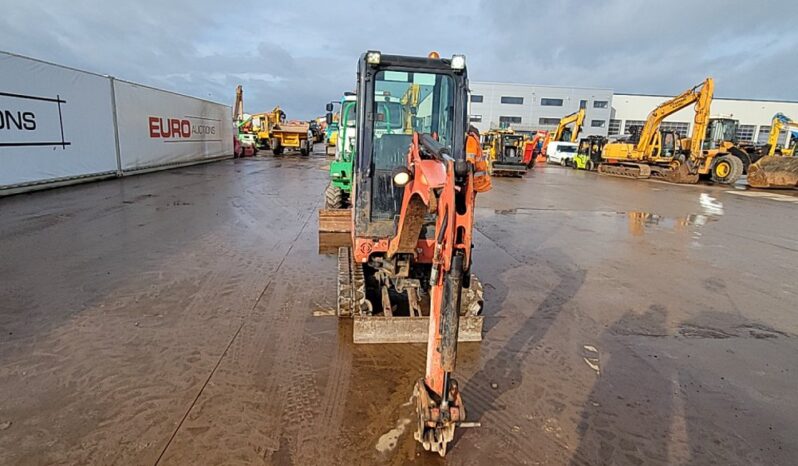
[369,70,455,221]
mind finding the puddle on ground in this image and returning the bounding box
[625,211,717,237]
[375,418,411,453]
[318,232,350,254]
[626,193,724,238]
[699,193,724,216]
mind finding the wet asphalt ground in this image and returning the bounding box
[1,146,797,465]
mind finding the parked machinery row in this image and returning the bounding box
[550,77,796,188]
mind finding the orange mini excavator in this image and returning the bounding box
[331,51,491,455]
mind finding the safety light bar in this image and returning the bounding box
[451,54,466,70]
[366,51,381,65]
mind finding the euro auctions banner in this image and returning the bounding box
[113,80,233,171]
[0,52,118,188]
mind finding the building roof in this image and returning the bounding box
[471,80,612,92]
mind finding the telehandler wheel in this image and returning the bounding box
[711,154,743,184]
[325,182,344,209]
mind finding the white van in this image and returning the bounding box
[547,141,579,166]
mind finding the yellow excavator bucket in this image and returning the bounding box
[747,156,798,189]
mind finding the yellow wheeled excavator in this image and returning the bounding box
[599,77,754,185]
[748,113,798,188]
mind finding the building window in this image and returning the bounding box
[608,119,621,135]
[660,121,690,135]
[624,120,645,133]
[593,100,608,109]
[539,117,560,126]
[591,120,606,128]
[499,116,522,125]
[540,98,563,106]
[579,100,587,109]
[500,96,524,105]
[735,124,755,142]
[757,126,771,144]
[469,115,482,123]
[470,95,484,103]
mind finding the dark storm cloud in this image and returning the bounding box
[2,0,797,119]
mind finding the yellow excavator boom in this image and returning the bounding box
[553,108,586,142]
[767,113,798,156]
[635,78,713,157]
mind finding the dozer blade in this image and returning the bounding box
[747,156,798,189]
[491,164,527,177]
[353,315,483,344]
[318,209,351,254]
[319,208,351,233]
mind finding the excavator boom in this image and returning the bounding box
[635,78,713,156]
[748,113,798,188]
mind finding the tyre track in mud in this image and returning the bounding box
[454,227,589,464]
[155,192,323,465]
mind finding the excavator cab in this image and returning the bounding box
[355,60,459,235]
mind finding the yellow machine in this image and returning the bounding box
[764,113,797,156]
[400,84,421,133]
[553,107,585,143]
[541,108,585,157]
[250,107,287,149]
[599,77,752,185]
[480,129,527,176]
[747,113,798,188]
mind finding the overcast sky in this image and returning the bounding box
[2,0,797,119]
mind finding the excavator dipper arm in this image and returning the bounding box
[403,133,477,456]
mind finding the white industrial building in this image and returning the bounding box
[467,82,613,137]
[469,80,798,145]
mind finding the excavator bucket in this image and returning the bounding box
[747,156,798,189]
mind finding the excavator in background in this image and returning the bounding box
[483,129,527,176]
[541,108,585,158]
[599,77,755,185]
[233,85,257,157]
[521,131,547,167]
[525,130,548,165]
[762,113,798,156]
[748,113,798,188]
[327,51,491,456]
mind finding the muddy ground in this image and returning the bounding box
[1,148,797,465]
